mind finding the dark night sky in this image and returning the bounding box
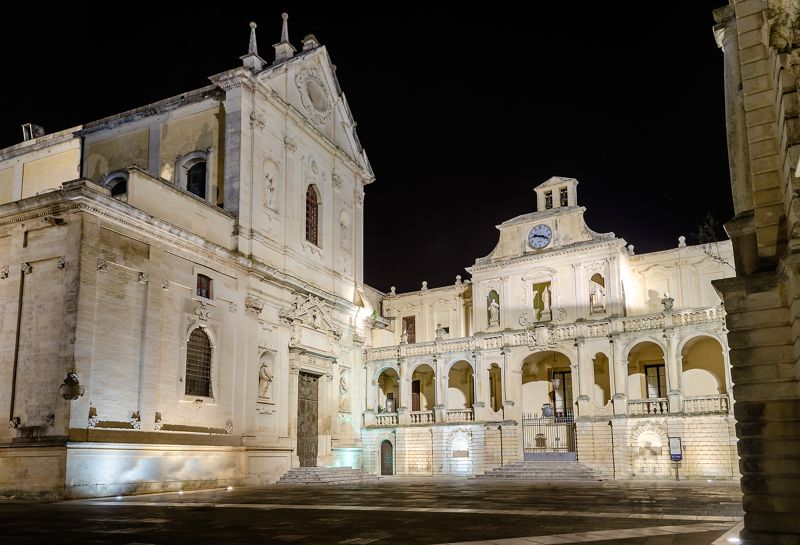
[0,4,732,294]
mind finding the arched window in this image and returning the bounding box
[99,171,129,199]
[306,185,319,246]
[187,161,207,199]
[186,328,212,397]
[177,151,210,200]
[196,274,213,299]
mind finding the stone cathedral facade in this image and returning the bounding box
[0,16,738,499]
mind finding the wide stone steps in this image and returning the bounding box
[475,461,600,481]
[277,467,380,485]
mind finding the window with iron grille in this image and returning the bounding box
[306,185,319,246]
[186,328,212,397]
[196,274,213,299]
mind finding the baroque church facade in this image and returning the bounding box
[0,16,737,498]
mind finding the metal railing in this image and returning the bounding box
[522,411,576,455]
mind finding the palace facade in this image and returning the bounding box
[0,15,737,499]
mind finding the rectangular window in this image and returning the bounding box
[544,191,553,209]
[645,364,667,398]
[552,370,573,417]
[402,316,416,344]
[559,187,568,206]
[412,380,421,411]
[196,274,213,299]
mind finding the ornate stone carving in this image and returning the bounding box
[289,363,300,375]
[154,412,163,431]
[0,266,8,279]
[97,257,107,271]
[130,410,142,430]
[258,357,274,399]
[249,111,266,129]
[279,293,342,338]
[225,419,234,434]
[88,405,99,428]
[295,66,333,125]
[284,136,297,152]
[195,301,212,321]
[46,414,55,427]
[21,262,32,275]
[339,210,351,252]
[138,272,149,283]
[332,173,342,190]
[245,295,265,317]
[526,325,559,351]
[56,256,65,269]
[8,417,20,429]
[229,302,238,313]
[264,174,276,209]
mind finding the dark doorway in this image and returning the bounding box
[412,380,421,412]
[297,372,319,467]
[380,440,394,475]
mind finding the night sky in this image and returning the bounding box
[0,4,732,294]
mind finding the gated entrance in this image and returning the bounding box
[522,410,577,460]
[297,372,319,467]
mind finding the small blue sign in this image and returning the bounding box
[670,453,682,462]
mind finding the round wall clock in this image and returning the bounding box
[528,224,552,249]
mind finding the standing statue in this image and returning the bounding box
[488,298,500,327]
[258,360,274,398]
[589,282,606,312]
[542,285,552,314]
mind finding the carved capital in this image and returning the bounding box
[0,266,8,279]
[57,256,66,269]
[97,257,107,272]
[21,262,32,275]
[245,295,266,317]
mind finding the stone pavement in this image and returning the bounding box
[0,478,743,544]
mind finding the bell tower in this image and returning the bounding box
[534,176,578,211]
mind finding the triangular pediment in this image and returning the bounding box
[257,46,372,177]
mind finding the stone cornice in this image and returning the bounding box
[467,238,627,274]
[0,182,359,313]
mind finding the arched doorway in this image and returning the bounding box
[626,341,668,415]
[380,440,394,475]
[520,351,576,459]
[681,336,729,413]
[488,363,502,413]
[447,360,474,421]
[592,352,612,409]
[411,364,435,413]
[377,368,399,414]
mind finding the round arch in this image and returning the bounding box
[445,357,475,375]
[622,336,667,363]
[679,335,727,396]
[625,340,666,401]
[512,345,576,374]
[520,350,574,417]
[371,364,400,383]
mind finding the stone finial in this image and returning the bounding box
[273,12,296,63]
[626,244,635,256]
[678,235,686,248]
[455,275,462,286]
[249,22,258,55]
[389,286,396,296]
[242,21,265,71]
[301,34,320,50]
[421,281,428,291]
[661,293,675,312]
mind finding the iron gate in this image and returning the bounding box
[522,411,576,458]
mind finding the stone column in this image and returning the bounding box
[664,331,682,413]
[575,340,593,417]
[397,359,410,425]
[287,357,301,468]
[434,356,447,423]
[472,352,489,421]
[610,337,627,415]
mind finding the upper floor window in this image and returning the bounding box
[99,171,129,199]
[177,151,209,200]
[306,185,320,246]
[196,274,213,299]
[402,316,416,344]
[559,187,568,207]
[186,328,212,397]
[645,364,667,399]
[544,191,553,209]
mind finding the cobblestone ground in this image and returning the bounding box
[0,478,743,545]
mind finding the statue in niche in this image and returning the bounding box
[589,282,606,313]
[488,298,500,327]
[400,325,408,344]
[259,358,274,399]
[339,370,350,410]
[340,211,351,251]
[541,285,552,318]
[264,174,277,209]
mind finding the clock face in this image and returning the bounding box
[528,224,552,249]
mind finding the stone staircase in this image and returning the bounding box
[277,467,380,485]
[475,461,600,481]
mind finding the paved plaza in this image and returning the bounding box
[0,478,743,544]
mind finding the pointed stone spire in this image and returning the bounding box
[273,12,296,63]
[241,21,265,72]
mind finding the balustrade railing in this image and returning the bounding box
[364,306,726,362]
[446,408,474,423]
[374,413,398,426]
[628,398,669,416]
[410,410,435,424]
[683,394,730,414]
